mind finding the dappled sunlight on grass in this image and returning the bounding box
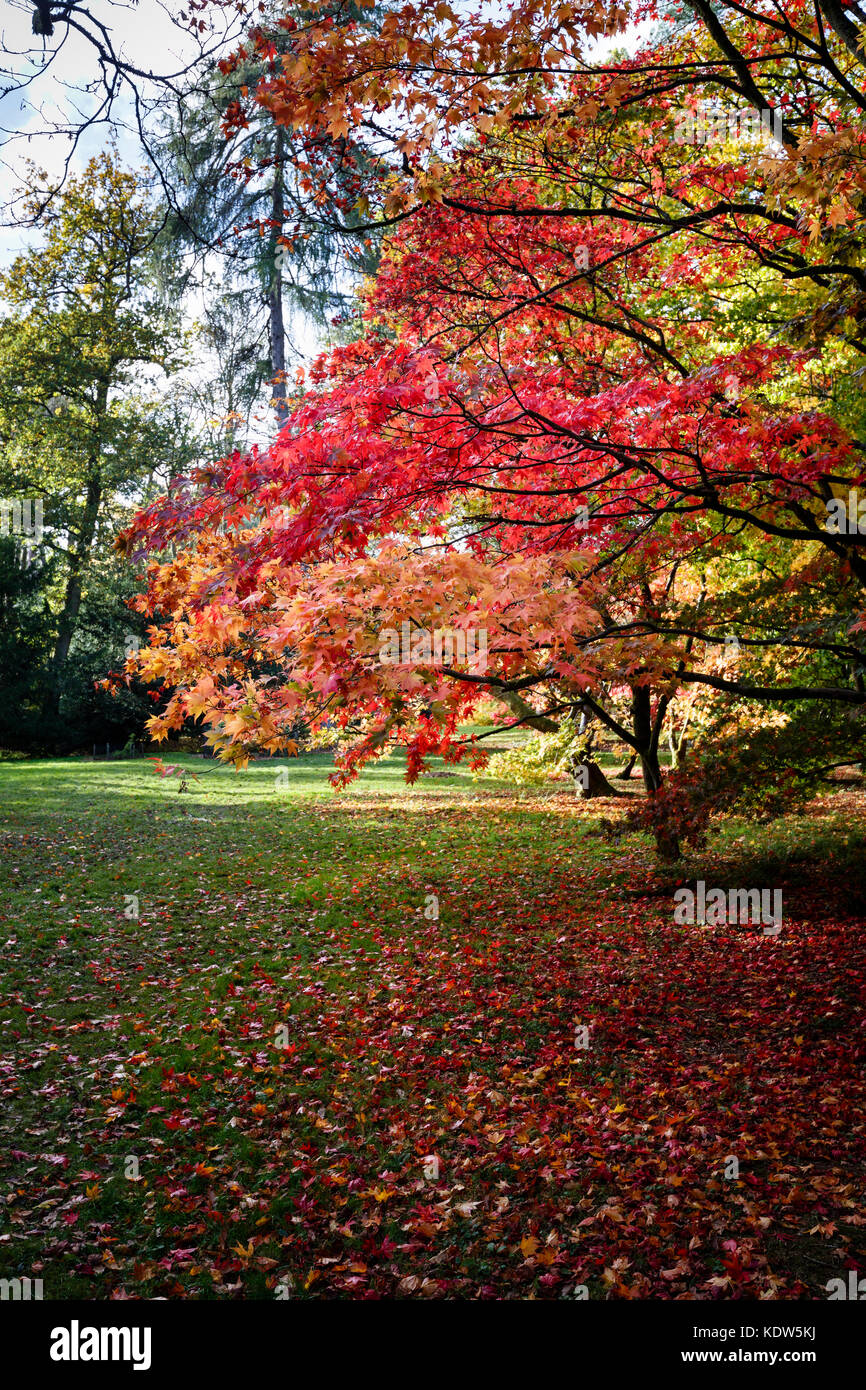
[1,756,865,1298]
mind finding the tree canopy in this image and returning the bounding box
[121,0,866,855]
[0,152,189,743]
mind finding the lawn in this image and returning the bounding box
[1,751,865,1299]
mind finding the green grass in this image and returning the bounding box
[1,751,865,1299]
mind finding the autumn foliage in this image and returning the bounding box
[120,0,866,853]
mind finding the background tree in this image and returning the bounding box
[154,2,383,424]
[0,151,192,746]
[174,286,273,456]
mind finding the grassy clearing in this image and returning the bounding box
[1,752,865,1299]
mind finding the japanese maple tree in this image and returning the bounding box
[120,0,866,855]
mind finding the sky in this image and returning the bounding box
[0,0,241,257]
[0,0,324,436]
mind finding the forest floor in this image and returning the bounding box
[1,750,865,1299]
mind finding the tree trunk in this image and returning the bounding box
[573,757,624,798]
[615,752,637,779]
[667,685,698,770]
[639,745,663,794]
[633,684,681,859]
[42,473,101,720]
[268,126,290,429]
[570,710,623,797]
